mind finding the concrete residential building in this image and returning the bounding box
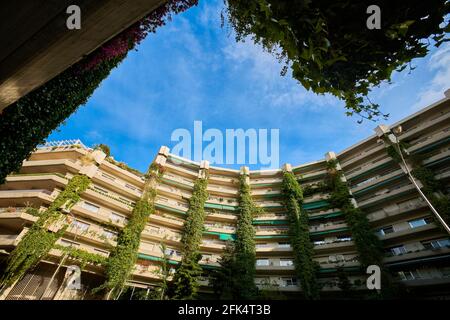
[0,92,449,299]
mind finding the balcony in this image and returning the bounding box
[339,143,385,169]
[205,211,237,223]
[156,183,192,200]
[366,197,427,224]
[0,207,38,229]
[0,228,29,248]
[93,171,142,200]
[204,223,236,234]
[200,239,226,252]
[309,221,348,236]
[351,169,404,195]
[149,213,184,229]
[71,203,128,228]
[384,245,450,265]
[100,159,145,186]
[160,173,194,190]
[207,184,238,196]
[357,183,416,209]
[250,177,282,187]
[154,197,188,215]
[400,110,450,141]
[256,243,292,255]
[84,187,133,212]
[408,127,450,154]
[20,158,82,175]
[0,189,55,207]
[345,156,394,181]
[208,174,236,186]
[65,224,117,248]
[379,223,439,245]
[255,260,295,273]
[313,239,355,254]
[141,225,182,245]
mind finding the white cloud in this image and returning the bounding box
[412,43,450,110]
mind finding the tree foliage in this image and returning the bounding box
[224,0,449,121]
[281,170,319,300]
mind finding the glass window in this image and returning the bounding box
[71,220,90,231]
[282,277,297,287]
[390,245,406,256]
[279,259,294,267]
[378,226,394,236]
[82,202,99,213]
[408,218,430,228]
[103,229,118,240]
[256,259,270,266]
[60,239,80,247]
[110,212,126,224]
[278,242,291,248]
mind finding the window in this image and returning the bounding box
[256,259,270,266]
[60,239,80,247]
[409,217,433,229]
[103,229,118,240]
[337,236,352,242]
[110,212,126,224]
[389,245,407,256]
[422,238,450,250]
[398,270,421,281]
[94,186,109,194]
[281,277,297,287]
[328,255,345,263]
[377,226,394,236]
[71,220,90,232]
[278,242,291,248]
[82,202,99,213]
[125,183,136,190]
[101,173,116,181]
[279,259,294,267]
[256,243,268,248]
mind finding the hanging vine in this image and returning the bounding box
[96,163,162,299]
[0,174,91,289]
[281,170,319,300]
[172,174,209,299]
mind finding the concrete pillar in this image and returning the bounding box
[240,166,250,184]
[282,163,292,172]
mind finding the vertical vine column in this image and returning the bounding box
[0,174,91,290]
[99,153,165,300]
[281,164,319,300]
[324,152,384,269]
[233,166,258,299]
[172,160,209,299]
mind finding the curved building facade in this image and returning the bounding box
[0,92,449,299]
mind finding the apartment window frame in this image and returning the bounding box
[82,201,100,213]
[256,259,270,267]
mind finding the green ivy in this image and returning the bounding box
[97,163,162,299]
[0,174,90,288]
[54,244,107,269]
[211,175,259,299]
[0,56,125,185]
[172,175,209,299]
[281,170,319,300]
[233,174,259,299]
[326,160,383,268]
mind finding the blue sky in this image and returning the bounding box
[49,0,450,172]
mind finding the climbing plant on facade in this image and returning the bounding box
[172,175,209,299]
[0,174,91,289]
[281,170,319,300]
[325,160,383,268]
[97,163,162,299]
[232,174,259,299]
[0,0,198,185]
